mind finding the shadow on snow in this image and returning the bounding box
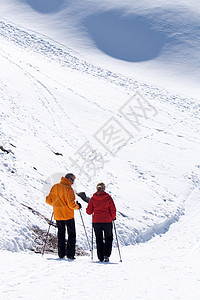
[23,0,66,14]
[82,11,168,62]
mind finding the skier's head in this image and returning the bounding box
[65,173,76,184]
[96,182,105,193]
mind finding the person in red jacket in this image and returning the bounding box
[86,182,116,262]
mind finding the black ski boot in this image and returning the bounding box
[104,256,109,262]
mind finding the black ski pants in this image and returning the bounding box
[93,222,113,261]
[56,218,76,259]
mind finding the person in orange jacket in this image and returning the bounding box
[46,173,81,259]
[86,182,116,262]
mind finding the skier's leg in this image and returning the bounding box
[66,218,76,258]
[93,223,104,261]
[103,222,113,258]
[56,220,66,258]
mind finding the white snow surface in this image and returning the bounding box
[1,0,200,97]
[0,188,200,299]
[0,0,200,299]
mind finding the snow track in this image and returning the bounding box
[1,19,200,113]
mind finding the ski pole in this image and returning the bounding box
[91,222,93,261]
[113,221,122,262]
[79,209,91,251]
[42,212,53,256]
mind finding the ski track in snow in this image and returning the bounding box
[0,18,200,254]
[0,48,83,146]
[1,19,200,113]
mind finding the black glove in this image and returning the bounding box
[77,192,90,203]
[77,192,86,200]
[113,218,116,221]
[76,201,82,209]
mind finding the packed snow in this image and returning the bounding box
[0,0,200,299]
[1,188,200,299]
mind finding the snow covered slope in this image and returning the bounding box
[0,14,200,252]
[1,0,200,299]
[1,0,200,97]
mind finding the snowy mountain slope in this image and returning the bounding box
[1,15,200,252]
[1,1,200,299]
[1,0,200,97]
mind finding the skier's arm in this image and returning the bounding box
[109,196,116,220]
[46,186,55,206]
[86,197,94,215]
[67,189,80,210]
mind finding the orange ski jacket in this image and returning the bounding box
[46,177,79,220]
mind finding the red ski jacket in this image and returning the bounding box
[86,191,116,223]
